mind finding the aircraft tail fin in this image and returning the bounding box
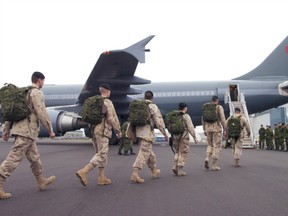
[234,36,288,81]
[123,35,155,63]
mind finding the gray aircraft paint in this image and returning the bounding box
[2,35,288,136]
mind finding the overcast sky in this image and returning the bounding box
[1,0,288,86]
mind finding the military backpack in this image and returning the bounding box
[81,95,106,125]
[202,103,218,123]
[165,110,185,135]
[227,115,242,138]
[128,100,151,126]
[0,83,35,122]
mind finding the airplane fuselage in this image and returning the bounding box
[42,80,287,126]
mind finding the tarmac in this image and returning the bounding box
[0,139,287,216]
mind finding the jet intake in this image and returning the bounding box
[278,81,288,96]
[39,110,88,137]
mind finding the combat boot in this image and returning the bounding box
[98,167,112,185]
[0,175,11,199]
[234,159,241,168]
[211,158,221,171]
[36,175,56,191]
[130,149,136,155]
[177,166,187,176]
[76,163,95,186]
[124,150,130,156]
[172,165,178,175]
[130,168,145,183]
[151,167,160,179]
[204,152,211,170]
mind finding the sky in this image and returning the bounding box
[1,0,288,86]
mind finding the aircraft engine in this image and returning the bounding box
[39,110,88,137]
[278,81,288,96]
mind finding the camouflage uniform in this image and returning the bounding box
[279,124,285,151]
[258,126,266,150]
[90,99,121,167]
[172,113,197,175]
[0,84,55,199]
[118,121,133,155]
[284,125,288,151]
[265,126,274,150]
[133,100,166,171]
[226,114,251,166]
[274,125,280,150]
[202,104,226,170]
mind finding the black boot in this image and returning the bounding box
[118,150,122,155]
[130,149,136,155]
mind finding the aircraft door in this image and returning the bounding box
[229,84,239,101]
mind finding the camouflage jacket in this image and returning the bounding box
[135,100,166,142]
[4,84,53,140]
[93,98,121,138]
[202,104,227,133]
[258,127,266,139]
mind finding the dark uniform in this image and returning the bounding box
[258,125,266,150]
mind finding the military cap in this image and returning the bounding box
[99,83,111,91]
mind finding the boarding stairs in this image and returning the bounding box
[225,92,255,148]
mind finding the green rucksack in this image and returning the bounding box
[0,83,34,122]
[128,100,151,126]
[165,110,185,135]
[202,103,218,123]
[227,116,242,138]
[81,95,106,125]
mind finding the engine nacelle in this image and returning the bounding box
[39,110,88,137]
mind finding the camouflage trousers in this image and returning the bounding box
[205,131,222,160]
[0,136,43,178]
[231,137,243,159]
[119,138,132,152]
[173,137,190,167]
[133,138,157,170]
[90,134,109,168]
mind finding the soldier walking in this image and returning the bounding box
[0,72,56,199]
[171,103,198,176]
[202,95,227,171]
[76,83,122,186]
[226,108,251,167]
[128,91,168,183]
[118,121,136,156]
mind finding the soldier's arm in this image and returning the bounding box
[105,100,121,135]
[31,90,53,133]
[150,104,168,138]
[218,106,227,130]
[242,117,251,136]
[184,114,197,141]
[2,121,12,141]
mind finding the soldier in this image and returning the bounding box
[226,107,251,167]
[274,123,280,151]
[284,124,288,151]
[0,72,56,200]
[171,103,198,176]
[202,95,227,171]
[129,90,168,183]
[118,121,136,156]
[279,123,285,151]
[265,125,274,150]
[76,83,122,186]
[258,125,266,150]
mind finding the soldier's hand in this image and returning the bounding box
[164,134,169,141]
[3,133,9,142]
[117,132,122,139]
[204,132,207,136]
[194,138,198,144]
[49,132,55,139]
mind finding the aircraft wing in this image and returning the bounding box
[77,35,154,115]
